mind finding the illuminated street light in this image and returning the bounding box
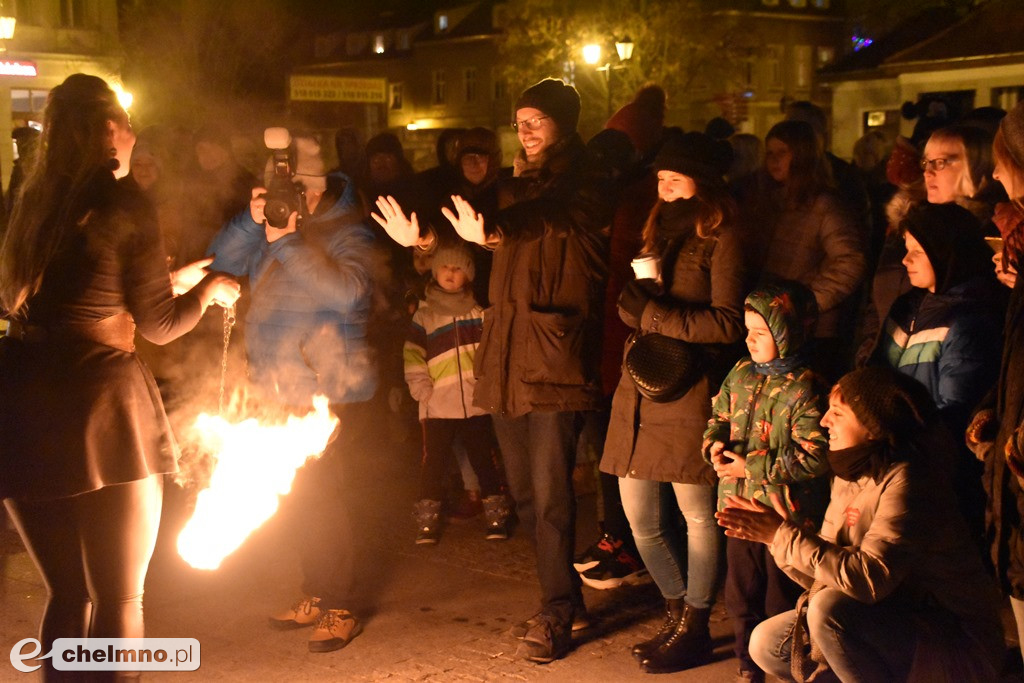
[585,37,635,117]
[0,15,15,40]
[0,2,17,52]
[615,36,634,62]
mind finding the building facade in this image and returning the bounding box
[289,1,514,170]
[821,0,1024,159]
[0,0,122,184]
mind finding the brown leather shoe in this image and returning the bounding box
[308,609,363,653]
[268,596,323,630]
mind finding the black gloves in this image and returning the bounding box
[619,279,660,321]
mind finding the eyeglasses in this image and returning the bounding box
[920,156,960,172]
[512,115,550,132]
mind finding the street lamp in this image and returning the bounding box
[583,36,634,118]
[0,1,16,51]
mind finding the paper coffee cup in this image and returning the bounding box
[631,254,661,280]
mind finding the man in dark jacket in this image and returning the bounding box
[207,134,379,654]
[443,78,613,663]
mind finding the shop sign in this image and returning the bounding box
[289,75,386,103]
[0,60,37,77]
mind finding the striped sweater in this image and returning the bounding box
[404,292,487,420]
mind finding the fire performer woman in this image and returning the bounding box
[0,74,240,674]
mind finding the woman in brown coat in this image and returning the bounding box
[0,74,239,675]
[600,129,746,673]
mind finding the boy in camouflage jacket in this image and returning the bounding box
[702,281,830,682]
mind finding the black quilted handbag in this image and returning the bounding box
[624,331,702,403]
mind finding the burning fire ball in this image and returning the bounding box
[177,396,338,570]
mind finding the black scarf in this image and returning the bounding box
[657,198,700,241]
[827,440,891,483]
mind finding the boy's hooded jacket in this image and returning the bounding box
[873,203,1003,433]
[703,282,830,530]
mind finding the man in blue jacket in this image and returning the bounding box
[207,134,379,653]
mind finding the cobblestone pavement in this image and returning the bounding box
[0,414,739,682]
[6,406,1023,680]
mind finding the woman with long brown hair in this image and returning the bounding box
[0,73,239,677]
[599,129,746,674]
[744,119,865,382]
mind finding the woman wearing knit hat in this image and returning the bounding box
[719,367,1004,682]
[599,127,747,673]
[967,98,1024,668]
[374,77,613,664]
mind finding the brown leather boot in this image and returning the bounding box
[631,597,685,660]
[639,603,712,673]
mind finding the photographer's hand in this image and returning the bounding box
[249,187,267,225]
[442,195,486,245]
[371,195,424,248]
[266,210,298,243]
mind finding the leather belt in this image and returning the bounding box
[6,311,136,353]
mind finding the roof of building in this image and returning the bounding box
[886,0,1024,65]
[818,6,960,77]
[821,0,1024,81]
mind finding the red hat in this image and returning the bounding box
[886,136,922,188]
[605,84,666,155]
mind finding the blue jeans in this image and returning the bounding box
[618,476,719,608]
[492,411,582,624]
[749,589,917,682]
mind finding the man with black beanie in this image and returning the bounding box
[438,77,614,663]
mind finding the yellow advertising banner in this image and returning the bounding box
[289,75,387,103]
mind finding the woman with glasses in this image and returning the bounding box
[0,74,239,677]
[856,123,1005,367]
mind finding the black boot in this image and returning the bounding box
[631,597,685,660]
[639,603,712,673]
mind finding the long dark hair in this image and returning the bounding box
[763,119,833,209]
[641,181,736,253]
[0,74,128,317]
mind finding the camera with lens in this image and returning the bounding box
[261,127,306,229]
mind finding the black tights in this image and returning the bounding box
[4,475,163,680]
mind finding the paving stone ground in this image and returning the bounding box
[2,407,1021,681]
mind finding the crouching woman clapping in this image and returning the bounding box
[718,367,1004,682]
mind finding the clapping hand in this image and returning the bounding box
[371,195,422,248]
[715,494,787,545]
[442,195,487,245]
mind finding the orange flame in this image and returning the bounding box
[177,395,339,570]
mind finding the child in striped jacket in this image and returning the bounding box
[404,242,509,544]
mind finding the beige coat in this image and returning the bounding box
[770,460,1004,675]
